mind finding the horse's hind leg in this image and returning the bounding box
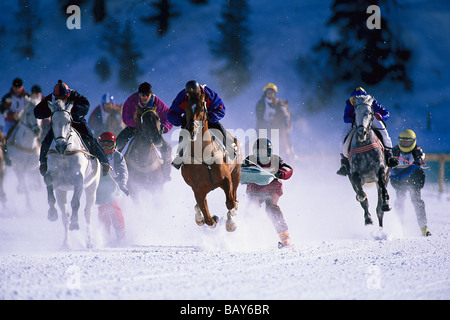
[193,191,218,228]
[349,173,372,225]
[69,174,83,231]
[55,190,70,248]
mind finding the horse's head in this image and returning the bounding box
[353,96,374,143]
[48,99,73,154]
[185,94,207,141]
[137,108,162,146]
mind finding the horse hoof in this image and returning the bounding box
[382,203,391,211]
[356,193,367,202]
[209,215,219,228]
[194,205,205,226]
[226,219,237,232]
[364,218,373,225]
[48,209,58,222]
[69,222,79,231]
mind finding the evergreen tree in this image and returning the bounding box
[141,0,179,36]
[15,0,41,58]
[98,18,142,90]
[117,20,142,91]
[314,0,412,90]
[210,0,252,98]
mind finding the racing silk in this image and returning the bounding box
[243,155,293,197]
[343,95,390,124]
[122,92,172,133]
[168,85,225,126]
[34,91,90,122]
[1,87,29,123]
[390,145,426,181]
[106,149,128,191]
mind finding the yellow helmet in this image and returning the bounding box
[263,83,278,93]
[398,129,416,153]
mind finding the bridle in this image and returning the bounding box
[51,109,73,142]
[186,98,207,139]
[138,108,160,143]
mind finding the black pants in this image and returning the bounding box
[40,120,108,164]
[116,126,137,151]
[391,168,427,228]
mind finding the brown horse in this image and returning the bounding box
[180,95,241,231]
[124,107,171,198]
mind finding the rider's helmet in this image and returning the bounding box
[350,87,367,97]
[102,92,115,104]
[53,80,70,100]
[263,83,278,94]
[98,132,116,155]
[398,129,416,153]
[138,82,152,96]
[185,80,201,97]
[253,138,273,161]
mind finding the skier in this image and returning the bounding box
[242,138,294,248]
[97,132,129,242]
[337,87,399,176]
[390,129,431,236]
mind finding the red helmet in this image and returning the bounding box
[53,80,70,100]
[98,132,116,154]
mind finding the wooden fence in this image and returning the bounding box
[426,153,450,193]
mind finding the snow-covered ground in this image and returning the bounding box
[1,140,448,300]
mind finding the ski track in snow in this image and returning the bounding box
[0,157,449,300]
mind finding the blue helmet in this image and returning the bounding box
[102,92,114,104]
[350,87,367,97]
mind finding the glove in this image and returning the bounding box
[39,163,47,176]
[275,171,284,179]
[374,113,383,121]
[101,163,112,176]
[120,185,129,196]
[160,126,168,134]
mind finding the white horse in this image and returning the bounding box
[8,96,42,209]
[44,99,101,249]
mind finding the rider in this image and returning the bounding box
[0,78,29,165]
[242,138,294,248]
[116,82,172,152]
[336,87,399,176]
[97,132,129,242]
[390,129,431,236]
[34,80,111,176]
[255,83,290,131]
[88,93,124,138]
[168,80,235,169]
[0,78,29,138]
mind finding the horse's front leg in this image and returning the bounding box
[55,190,70,249]
[220,176,238,232]
[376,168,391,229]
[193,190,218,228]
[69,173,83,231]
[349,172,372,225]
[44,173,58,222]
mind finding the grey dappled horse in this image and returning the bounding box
[348,96,391,232]
[44,99,100,248]
[8,96,42,209]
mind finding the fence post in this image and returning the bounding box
[438,154,445,193]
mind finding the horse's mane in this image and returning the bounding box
[134,106,159,127]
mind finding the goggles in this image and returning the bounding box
[399,138,415,148]
[99,140,116,150]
